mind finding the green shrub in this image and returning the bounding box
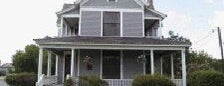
[79,76,108,86]
[188,70,224,86]
[64,78,74,86]
[132,74,175,86]
[5,72,37,86]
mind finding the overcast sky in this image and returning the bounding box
[0,0,224,64]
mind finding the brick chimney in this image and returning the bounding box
[147,0,154,9]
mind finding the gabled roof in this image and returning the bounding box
[56,4,76,15]
[145,8,167,19]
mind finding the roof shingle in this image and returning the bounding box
[34,36,191,46]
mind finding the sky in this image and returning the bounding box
[0,0,224,64]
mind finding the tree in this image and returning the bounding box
[12,45,39,73]
[12,44,55,74]
[187,51,214,73]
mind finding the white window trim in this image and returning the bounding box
[120,12,123,37]
[78,9,82,36]
[102,11,122,37]
[107,0,118,2]
[101,11,103,36]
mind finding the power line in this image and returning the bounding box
[194,32,214,45]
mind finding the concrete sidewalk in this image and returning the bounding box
[0,76,8,86]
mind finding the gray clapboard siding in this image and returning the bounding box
[80,11,101,36]
[82,0,141,9]
[79,50,101,77]
[123,50,143,79]
[123,12,143,37]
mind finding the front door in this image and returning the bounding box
[103,50,120,79]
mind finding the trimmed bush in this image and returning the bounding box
[188,70,224,86]
[79,76,108,86]
[5,72,37,86]
[64,78,74,86]
[132,74,175,86]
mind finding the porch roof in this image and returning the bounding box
[34,36,191,46]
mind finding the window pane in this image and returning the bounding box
[103,23,120,36]
[103,12,120,23]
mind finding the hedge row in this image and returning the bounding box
[132,74,175,86]
[5,72,37,86]
[188,70,224,86]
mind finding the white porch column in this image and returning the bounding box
[55,55,59,76]
[171,54,174,79]
[181,50,187,86]
[160,57,163,75]
[77,50,80,77]
[71,49,75,77]
[150,50,155,75]
[47,51,52,77]
[38,47,43,80]
[120,50,124,79]
[143,51,146,75]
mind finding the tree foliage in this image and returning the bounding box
[187,51,214,73]
[188,70,224,86]
[12,44,55,74]
[12,45,39,73]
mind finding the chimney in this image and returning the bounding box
[147,0,154,9]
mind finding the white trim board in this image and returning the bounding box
[79,0,147,8]
[40,45,187,51]
[81,8,143,12]
[38,42,190,47]
[62,14,80,18]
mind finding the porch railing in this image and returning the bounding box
[104,79,133,86]
[36,74,58,86]
[104,79,183,86]
[171,79,183,86]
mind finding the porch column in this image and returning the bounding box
[55,55,59,76]
[120,50,124,79]
[160,57,163,75]
[77,50,80,77]
[47,51,52,77]
[71,49,75,78]
[38,47,43,80]
[171,54,174,79]
[143,51,146,75]
[181,50,187,86]
[150,50,155,74]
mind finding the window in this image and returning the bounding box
[103,12,120,36]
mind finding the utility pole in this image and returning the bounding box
[217,27,224,61]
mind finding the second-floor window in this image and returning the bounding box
[103,12,120,36]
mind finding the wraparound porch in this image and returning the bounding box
[36,44,187,86]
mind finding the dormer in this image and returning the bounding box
[56,0,166,38]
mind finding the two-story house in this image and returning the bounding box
[34,0,191,86]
